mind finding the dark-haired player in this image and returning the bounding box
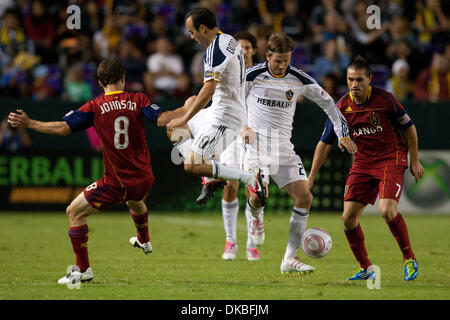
[166,7,266,207]
[308,57,424,281]
[8,58,194,284]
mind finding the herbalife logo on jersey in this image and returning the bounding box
[257,97,293,108]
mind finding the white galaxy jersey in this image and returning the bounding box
[203,32,246,129]
[245,62,349,141]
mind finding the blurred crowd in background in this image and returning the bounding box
[0,0,449,105]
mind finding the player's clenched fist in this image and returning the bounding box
[8,110,29,128]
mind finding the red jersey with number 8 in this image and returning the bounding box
[63,91,163,187]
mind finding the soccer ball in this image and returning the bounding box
[301,227,332,259]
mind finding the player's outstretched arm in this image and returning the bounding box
[156,95,197,127]
[308,141,333,189]
[404,124,424,182]
[8,109,71,136]
[166,80,217,131]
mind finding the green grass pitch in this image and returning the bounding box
[0,212,448,300]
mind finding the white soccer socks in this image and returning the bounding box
[211,159,254,185]
[283,207,309,262]
[222,199,239,244]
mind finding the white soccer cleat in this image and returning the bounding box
[129,236,152,254]
[222,241,238,260]
[280,257,315,274]
[249,215,265,247]
[246,248,260,261]
[57,265,93,285]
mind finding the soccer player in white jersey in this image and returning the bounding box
[217,31,261,261]
[166,7,266,205]
[243,32,357,274]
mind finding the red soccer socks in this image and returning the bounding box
[387,213,415,260]
[344,224,372,269]
[130,210,150,244]
[68,224,90,272]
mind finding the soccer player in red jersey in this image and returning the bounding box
[308,57,424,281]
[8,58,193,284]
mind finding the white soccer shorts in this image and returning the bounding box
[219,136,245,169]
[244,140,307,188]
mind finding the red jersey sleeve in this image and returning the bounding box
[386,92,414,129]
[63,100,95,133]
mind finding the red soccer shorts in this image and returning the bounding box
[344,165,406,205]
[83,175,155,210]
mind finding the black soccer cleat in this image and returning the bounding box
[196,178,227,205]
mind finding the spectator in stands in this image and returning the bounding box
[173,73,192,100]
[0,8,34,69]
[310,0,341,37]
[0,117,31,154]
[342,0,391,63]
[250,25,271,63]
[118,39,146,92]
[314,38,350,83]
[190,50,205,92]
[386,58,413,101]
[321,72,341,102]
[93,14,121,60]
[64,65,93,103]
[82,0,103,34]
[28,64,56,101]
[385,39,424,80]
[257,0,283,28]
[311,9,347,56]
[57,26,93,67]
[144,37,184,99]
[387,15,416,49]
[106,0,146,28]
[414,51,450,101]
[414,0,450,46]
[273,0,308,43]
[0,0,13,17]
[232,0,262,30]
[321,9,347,42]
[24,0,56,63]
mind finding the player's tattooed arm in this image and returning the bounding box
[8,109,71,136]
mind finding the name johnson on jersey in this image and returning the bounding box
[100,100,137,114]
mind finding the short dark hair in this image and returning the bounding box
[234,31,257,49]
[267,32,294,54]
[97,57,125,87]
[185,7,217,30]
[347,55,372,76]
